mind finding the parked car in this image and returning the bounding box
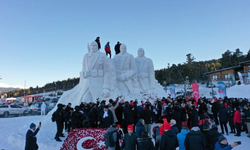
[0,105,30,118]
[30,101,53,115]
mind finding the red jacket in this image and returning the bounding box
[104,45,111,52]
[234,110,241,124]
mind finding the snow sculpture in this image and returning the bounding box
[58,42,166,106]
[58,41,117,105]
[135,48,155,92]
[113,44,139,98]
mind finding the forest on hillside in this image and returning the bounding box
[2,48,250,98]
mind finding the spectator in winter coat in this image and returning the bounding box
[172,106,182,131]
[245,105,250,137]
[228,105,235,134]
[135,119,145,138]
[188,105,198,129]
[206,124,222,149]
[214,135,239,150]
[54,103,64,141]
[219,104,229,135]
[177,125,189,150]
[25,123,41,150]
[65,108,74,132]
[234,107,241,136]
[98,105,114,128]
[180,103,188,126]
[212,98,220,125]
[137,131,154,150]
[141,104,153,136]
[108,101,119,124]
[104,42,111,58]
[152,119,164,150]
[160,122,179,150]
[107,124,118,150]
[184,125,207,150]
[170,119,179,135]
[121,125,138,150]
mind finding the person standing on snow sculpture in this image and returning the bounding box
[113,44,138,98]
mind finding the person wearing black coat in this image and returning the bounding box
[98,105,114,128]
[114,41,121,55]
[212,99,220,125]
[160,122,179,150]
[126,105,135,126]
[54,103,64,141]
[141,104,153,136]
[188,105,198,129]
[172,106,182,131]
[88,104,98,128]
[121,125,138,150]
[205,125,222,149]
[25,123,41,150]
[137,131,154,150]
[218,104,229,135]
[184,126,207,150]
[95,36,101,50]
[135,119,145,138]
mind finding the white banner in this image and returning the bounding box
[237,72,244,84]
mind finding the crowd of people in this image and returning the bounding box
[51,96,248,149]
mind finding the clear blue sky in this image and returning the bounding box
[0,0,250,88]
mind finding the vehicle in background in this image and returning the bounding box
[5,98,17,104]
[30,101,53,115]
[21,95,44,105]
[0,105,31,118]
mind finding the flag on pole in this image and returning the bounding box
[217,81,227,98]
[169,84,175,98]
[191,82,199,102]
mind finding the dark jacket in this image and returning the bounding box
[137,137,154,150]
[184,127,207,150]
[219,105,229,123]
[171,124,179,135]
[189,108,198,127]
[135,120,145,138]
[126,108,135,125]
[206,129,222,148]
[245,109,250,122]
[160,130,179,150]
[98,110,114,128]
[25,128,40,150]
[141,107,153,124]
[121,133,138,150]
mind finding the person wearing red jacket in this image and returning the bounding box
[104,42,111,58]
[234,107,241,136]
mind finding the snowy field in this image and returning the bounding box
[0,84,249,150]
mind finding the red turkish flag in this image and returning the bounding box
[191,82,199,103]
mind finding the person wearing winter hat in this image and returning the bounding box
[185,125,207,150]
[160,122,179,150]
[25,122,41,150]
[214,135,239,150]
[121,125,138,150]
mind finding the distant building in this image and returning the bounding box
[205,60,250,86]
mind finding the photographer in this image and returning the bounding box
[214,135,239,150]
[25,122,41,150]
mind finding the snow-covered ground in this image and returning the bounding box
[0,84,250,150]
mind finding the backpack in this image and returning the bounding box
[104,130,116,147]
[51,111,57,122]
